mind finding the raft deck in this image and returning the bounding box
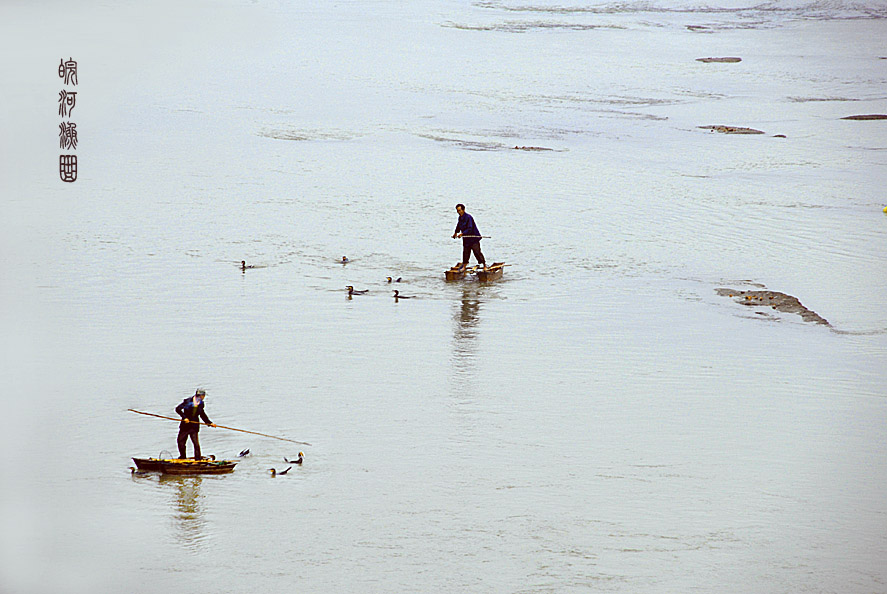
[445,262,506,282]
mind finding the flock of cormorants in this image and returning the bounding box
[241,257,415,299]
[340,255,413,298]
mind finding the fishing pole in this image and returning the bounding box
[127,409,311,446]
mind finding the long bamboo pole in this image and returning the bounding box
[127,409,311,446]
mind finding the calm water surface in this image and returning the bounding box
[1,1,886,592]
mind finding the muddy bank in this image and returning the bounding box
[716,287,830,326]
[699,125,765,134]
[841,114,887,120]
[696,57,742,63]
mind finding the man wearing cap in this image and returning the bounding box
[175,388,216,459]
[452,203,486,271]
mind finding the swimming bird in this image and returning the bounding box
[393,290,412,299]
[346,286,368,295]
[241,260,256,271]
[238,449,250,457]
[284,452,304,465]
[129,466,149,476]
[269,467,292,477]
[386,277,402,283]
[342,256,349,263]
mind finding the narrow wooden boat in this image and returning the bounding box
[475,262,505,282]
[132,457,237,475]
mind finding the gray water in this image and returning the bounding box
[2,1,886,592]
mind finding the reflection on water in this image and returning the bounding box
[159,475,206,551]
[451,284,483,387]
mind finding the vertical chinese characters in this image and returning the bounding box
[58,57,78,182]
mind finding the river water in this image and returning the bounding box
[2,1,886,592]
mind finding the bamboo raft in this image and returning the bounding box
[132,457,237,475]
[445,262,506,282]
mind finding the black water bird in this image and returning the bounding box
[241,260,256,271]
[346,286,368,295]
[386,277,402,283]
[129,466,149,476]
[284,452,304,465]
[269,467,292,477]
[393,290,412,299]
[238,449,250,457]
[341,256,349,263]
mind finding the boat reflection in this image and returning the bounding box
[451,284,482,382]
[159,474,207,550]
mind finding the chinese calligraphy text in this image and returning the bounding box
[58,57,78,183]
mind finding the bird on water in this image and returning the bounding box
[269,467,292,477]
[346,286,368,295]
[129,467,149,476]
[238,449,250,457]
[342,256,349,263]
[393,290,412,299]
[386,277,402,283]
[284,452,304,465]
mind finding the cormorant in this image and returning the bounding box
[284,452,304,465]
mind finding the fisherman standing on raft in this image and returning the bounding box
[452,203,486,271]
[175,388,216,459]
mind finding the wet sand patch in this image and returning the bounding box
[257,128,360,141]
[696,57,741,63]
[716,288,830,326]
[841,114,887,120]
[699,125,765,134]
[789,96,861,103]
[513,145,555,151]
[418,133,562,152]
[441,20,625,33]
[418,134,507,151]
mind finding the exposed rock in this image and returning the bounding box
[841,114,887,120]
[716,288,830,326]
[699,125,765,135]
[696,57,742,63]
[773,134,787,138]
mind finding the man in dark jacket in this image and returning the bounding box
[452,203,486,271]
[175,388,215,459]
